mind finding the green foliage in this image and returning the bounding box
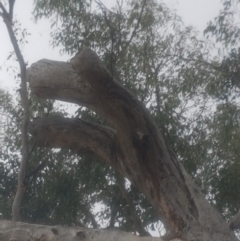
[204,0,240,47]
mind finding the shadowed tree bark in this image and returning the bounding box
[1,47,237,241]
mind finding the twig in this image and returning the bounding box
[25,159,47,180]
[115,173,150,236]
[120,0,147,55]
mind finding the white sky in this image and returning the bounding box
[0,0,223,90]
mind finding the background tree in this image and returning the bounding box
[0,0,31,221]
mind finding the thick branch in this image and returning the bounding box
[0,220,164,241]
[8,0,15,23]
[28,59,97,109]
[84,207,99,229]
[121,0,147,54]
[29,116,118,167]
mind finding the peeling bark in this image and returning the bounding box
[25,47,238,240]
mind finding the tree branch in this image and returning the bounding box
[109,204,118,228]
[29,116,118,168]
[8,0,15,23]
[120,0,147,54]
[115,173,150,236]
[0,220,164,241]
[0,2,8,17]
[1,0,30,222]
[25,158,47,180]
[85,206,99,229]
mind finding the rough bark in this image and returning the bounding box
[24,47,238,241]
[0,220,167,241]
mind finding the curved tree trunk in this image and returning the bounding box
[23,47,237,241]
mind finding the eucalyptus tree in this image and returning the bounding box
[201,0,240,220]
[1,0,240,240]
[32,0,214,228]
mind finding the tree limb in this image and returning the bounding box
[25,158,47,180]
[29,116,118,168]
[8,0,15,23]
[115,173,150,236]
[1,0,30,221]
[121,0,147,54]
[0,220,165,241]
[0,2,8,17]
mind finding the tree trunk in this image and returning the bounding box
[24,47,237,241]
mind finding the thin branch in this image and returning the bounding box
[27,142,36,160]
[109,205,118,228]
[120,0,147,54]
[115,173,150,237]
[162,53,222,73]
[0,2,8,16]
[85,205,99,228]
[1,1,30,221]
[94,0,116,76]
[25,159,47,180]
[8,0,15,23]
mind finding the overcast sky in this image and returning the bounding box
[0,0,223,90]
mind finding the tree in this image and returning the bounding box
[0,0,240,240]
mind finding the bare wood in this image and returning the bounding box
[0,220,166,241]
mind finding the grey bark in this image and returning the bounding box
[24,47,237,241]
[0,220,165,241]
[0,1,30,221]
